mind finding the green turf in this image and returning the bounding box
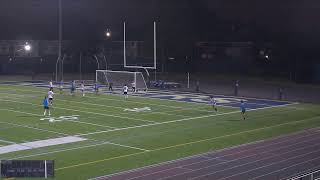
[0,84,319,180]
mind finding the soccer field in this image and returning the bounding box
[0,83,320,179]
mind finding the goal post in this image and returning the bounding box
[96,70,148,91]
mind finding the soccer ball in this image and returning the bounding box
[49,119,54,123]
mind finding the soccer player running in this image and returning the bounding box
[209,96,218,112]
[47,88,54,105]
[80,81,85,96]
[43,96,51,116]
[240,100,246,120]
[123,84,128,99]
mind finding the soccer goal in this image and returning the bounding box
[96,70,148,91]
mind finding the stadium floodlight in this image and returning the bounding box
[105,29,111,38]
[24,42,31,51]
[10,41,32,61]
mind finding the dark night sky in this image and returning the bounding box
[0,0,320,47]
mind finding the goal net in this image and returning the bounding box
[96,70,148,91]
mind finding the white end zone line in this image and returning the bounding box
[77,103,299,137]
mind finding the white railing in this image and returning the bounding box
[287,169,320,180]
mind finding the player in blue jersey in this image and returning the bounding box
[240,100,246,120]
[43,96,51,116]
[93,82,99,95]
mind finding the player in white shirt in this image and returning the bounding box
[49,80,53,89]
[80,81,85,97]
[209,96,217,112]
[48,88,54,105]
[123,84,128,99]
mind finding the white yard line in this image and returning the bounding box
[106,142,149,152]
[0,114,68,136]
[0,107,117,129]
[132,143,320,180]
[8,140,149,160]
[0,92,189,118]
[103,132,320,180]
[4,106,314,165]
[0,86,221,113]
[0,136,87,155]
[0,139,16,145]
[0,97,156,124]
[77,103,299,137]
[85,95,224,112]
[145,89,296,104]
[9,141,112,160]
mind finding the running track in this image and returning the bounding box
[93,128,320,180]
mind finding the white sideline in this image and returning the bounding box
[0,136,86,155]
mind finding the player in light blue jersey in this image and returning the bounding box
[240,100,246,120]
[43,96,51,116]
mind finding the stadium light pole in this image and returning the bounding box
[103,28,111,70]
[93,54,100,70]
[55,0,63,82]
[103,54,108,70]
